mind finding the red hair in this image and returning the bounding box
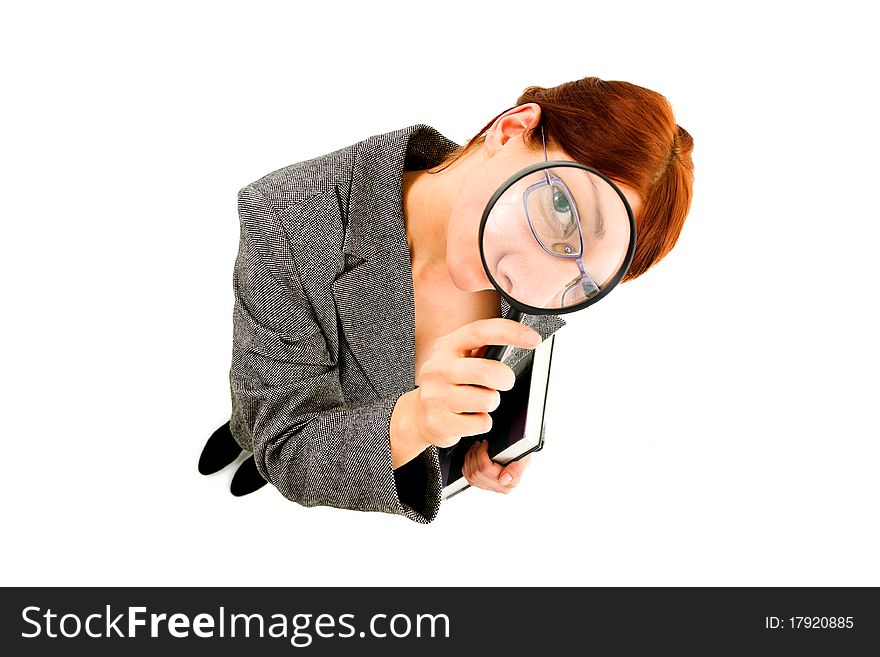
[432,77,694,281]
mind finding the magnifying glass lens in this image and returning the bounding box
[481,163,634,312]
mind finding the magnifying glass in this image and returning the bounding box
[479,159,637,361]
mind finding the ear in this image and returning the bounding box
[484,103,543,155]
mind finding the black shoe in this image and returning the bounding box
[230,455,268,496]
[198,421,244,475]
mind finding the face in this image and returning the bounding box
[446,108,643,310]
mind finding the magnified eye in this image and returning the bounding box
[549,186,574,227]
[552,187,571,216]
[539,185,578,254]
[540,184,576,237]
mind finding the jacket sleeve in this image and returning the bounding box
[229,184,442,524]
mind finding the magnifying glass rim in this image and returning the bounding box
[478,159,638,316]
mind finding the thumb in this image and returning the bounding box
[498,457,530,487]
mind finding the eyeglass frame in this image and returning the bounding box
[522,124,600,306]
[477,124,638,317]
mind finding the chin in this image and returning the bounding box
[447,259,486,292]
[448,267,474,292]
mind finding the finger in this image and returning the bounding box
[468,440,507,493]
[445,318,542,356]
[465,441,495,491]
[474,440,504,481]
[448,357,517,391]
[474,440,520,494]
[445,384,501,414]
[444,410,493,440]
[464,441,492,490]
[463,441,480,485]
[498,456,530,488]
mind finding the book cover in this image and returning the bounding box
[440,333,555,499]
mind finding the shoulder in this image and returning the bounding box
[237,139,359,217]
[236,123,455,218]
[234,137,369,269]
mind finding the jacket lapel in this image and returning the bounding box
[332,254,416,397]
[330,126,435,397]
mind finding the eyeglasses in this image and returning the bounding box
[522,125,601,307]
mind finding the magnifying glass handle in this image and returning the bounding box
[482,343,510,362]
[482,310,525,362]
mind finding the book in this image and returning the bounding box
[440,332,557,499]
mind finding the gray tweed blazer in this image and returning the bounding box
[228,123,566,524]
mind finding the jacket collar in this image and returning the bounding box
[339,123,459,262]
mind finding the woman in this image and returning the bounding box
[199,76,695,524]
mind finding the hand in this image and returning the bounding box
[411,318,542,449]
[463,439,531,493]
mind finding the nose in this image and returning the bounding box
[496,252,576,309]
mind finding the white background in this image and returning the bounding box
[2,0,877,586]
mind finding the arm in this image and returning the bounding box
[229,185,442,523]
